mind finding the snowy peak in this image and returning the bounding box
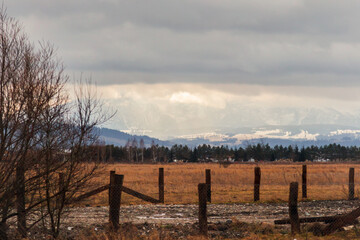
[170,125,360,147]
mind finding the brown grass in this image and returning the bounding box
[80,162,360,206]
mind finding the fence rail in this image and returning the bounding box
[10,164,360,237]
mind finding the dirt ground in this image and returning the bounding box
[9,199,359,239]
[31,199,356,239]
[62,199,359,226]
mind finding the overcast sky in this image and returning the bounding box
[6,0,360,138]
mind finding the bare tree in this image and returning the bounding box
[0,8,63,238]
[125,139,132,162]
[0,7,113,239]
[139,138,145,163]
[132,138,138,162]
[33,81,112,238]
[151,140,157,163]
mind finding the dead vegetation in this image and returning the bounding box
[54,220,360,240]
[81,163,360,206]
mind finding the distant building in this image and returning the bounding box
[314,158,330,162]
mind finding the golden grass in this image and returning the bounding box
[81,162,360,206]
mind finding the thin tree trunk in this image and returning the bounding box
[16,162,26,238]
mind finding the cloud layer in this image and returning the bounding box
[7,0,360,86]
[93,83,360,138]
[6,1,360,138]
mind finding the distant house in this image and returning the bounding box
[314,158,330,162]
[173,159,184,163]
[223,157,234,162]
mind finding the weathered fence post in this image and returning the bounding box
[198,183,208,236]
[254,167,261,201]
[109,174,124,230]
[349,168,355,200]
[302,165,307,199]
[159,168,164,203]
[109,171,115,206]
[289,182,300,235]
[206,169,211,203]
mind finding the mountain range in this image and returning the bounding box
[99,124,360,148]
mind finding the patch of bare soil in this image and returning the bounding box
[63,199,360,226]
[13,200,360,239]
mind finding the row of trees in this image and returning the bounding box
[98,142,360,163]
[0,8,111,239]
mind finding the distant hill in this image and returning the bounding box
[97,127,172,147]
[97,124,360,148]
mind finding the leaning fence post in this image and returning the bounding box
[206,169,211,203]
[289,182,300,235]
[198,183,208,236]
[159,168,164,203]
[254,167,261,201]
[109,174,124,230]
[349,168,355,200]
[302,165,307,199]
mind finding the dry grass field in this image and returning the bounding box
[80,162,360,206]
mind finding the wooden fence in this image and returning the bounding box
[249,165,356,202]
[198,165,359,237]
[76,165,359,234]
[13,165,360,236]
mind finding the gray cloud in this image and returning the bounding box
[6,0,360,87]
[6,0,360,137]
[9,1,360,34]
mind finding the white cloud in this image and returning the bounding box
[170,92,203,105]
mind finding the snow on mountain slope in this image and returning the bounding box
[169,125,360,147]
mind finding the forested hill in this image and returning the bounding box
[97,127,172,147]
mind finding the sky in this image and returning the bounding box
[6,0,360,139]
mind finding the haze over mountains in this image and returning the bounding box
[99,124,360,148]
[99,103,360,148]
[105,102,360,139]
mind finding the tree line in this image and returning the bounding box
[97,141,360,163]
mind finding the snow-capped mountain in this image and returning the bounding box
[105,98,360,141]
[169,124,360,147]
[98,124,360,148]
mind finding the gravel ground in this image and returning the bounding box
[10,200,360,239]
[61,199,360,226]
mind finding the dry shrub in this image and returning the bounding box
[229,219,274,235]
[305,222,326,236]
[73,223,184,240]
